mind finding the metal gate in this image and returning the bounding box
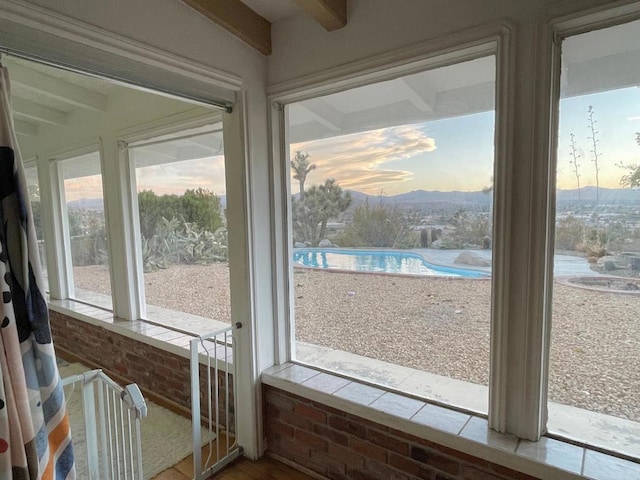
[190,323,241,480]
[62,369,148,480]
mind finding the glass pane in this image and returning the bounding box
[550,19,640,456]
[130,124,231,326]
[60,152,112,308]
[287,55,496,413]
[24,165,48,290]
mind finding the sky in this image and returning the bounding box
[289,86,640,196]
[53,85,640,202]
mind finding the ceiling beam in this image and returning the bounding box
[182,0,271,56]
[12,98,69,126]
[299,98,343,131]
[294,0,347,31]
[14,119,38,137]
[9,63,107,112]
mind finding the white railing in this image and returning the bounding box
[62,370,148,480]
[190,323,240,480]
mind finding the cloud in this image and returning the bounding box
[291,124,437,193]
[136,156,226,195]
[627,116,640,121]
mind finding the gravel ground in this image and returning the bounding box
[74,263,640,422]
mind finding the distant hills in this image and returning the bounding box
[67,186,639,212]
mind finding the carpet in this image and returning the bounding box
[59,361,213,479]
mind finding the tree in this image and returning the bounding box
[137,188,223,239]
[292,178,351,245]
[619,133,640,188]
[291,151,316,201]
[339,200,413,248]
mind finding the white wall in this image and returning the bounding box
[268,0,621,85]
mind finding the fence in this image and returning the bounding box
[62,369,148,480]
[190,323,240,480]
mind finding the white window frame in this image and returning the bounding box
[47,144,106,306]
[120,114,225,323]
[270,2,640,449]
[544,1,640,442]
[269,21,528,434]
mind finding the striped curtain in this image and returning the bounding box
[0,65,75,478]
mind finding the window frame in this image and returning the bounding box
[544,2,640,444]
[269,22,522,434]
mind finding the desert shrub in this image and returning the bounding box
[336,200,416,248]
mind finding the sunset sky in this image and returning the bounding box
[57,86,640,202]
[291,86,640,196]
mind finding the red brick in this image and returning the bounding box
[281,409,314,430]
[463,466,503,480]
[310,449,347,477]
[313,423,349,446]
[367,428,410,455]
[389,453,434,480]
[294,403,327,423]
[349,437,388,463]
[295,428,328,451]
[328,444,365,470]
[411,446,460,476]
[328,415,367,439]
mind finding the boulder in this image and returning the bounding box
[454,250,491,267]
[318,239,333,248]
[596,255,628,270]
[431,239,443,249]
[294,242,306,248]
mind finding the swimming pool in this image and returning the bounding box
[292,248,489,278]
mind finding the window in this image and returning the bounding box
[284,54,496,412]
[59,152,112,308]
[24,164,48,290]
[549,18,640,456]
[129,124,231,325]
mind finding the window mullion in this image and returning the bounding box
[489,22,555,441]
[99,135,140,320]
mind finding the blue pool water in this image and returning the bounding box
[292,248,488,278]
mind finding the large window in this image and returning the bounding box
[59,152,112,308]
[24,164,48,290]
[286,54,496,412]
[129,124,231,325]
[549,19,640,455]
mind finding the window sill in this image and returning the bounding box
[48,298,233,364]
[262,363,640,480]
[296,341,640,460]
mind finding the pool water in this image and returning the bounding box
[292,248,488,278]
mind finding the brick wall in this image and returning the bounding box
[263,385,539,480]
[50,310,233,428]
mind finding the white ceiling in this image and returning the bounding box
[4,15,640,149]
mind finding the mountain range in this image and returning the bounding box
[67,186,638,212]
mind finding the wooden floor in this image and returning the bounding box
[151,434,315,480]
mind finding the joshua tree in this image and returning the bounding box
[569,132,583,212]
[291,151,316,201]
[292,178,351,245]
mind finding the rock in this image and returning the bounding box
[482,236,492,249]
[454,250,491,267]
[597,255,629,269]
[431,239,443,249]
[294,242,306,248]
[318,239,333,248]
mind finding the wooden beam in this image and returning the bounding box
[294,0,347,31]
[182,0,271,56]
